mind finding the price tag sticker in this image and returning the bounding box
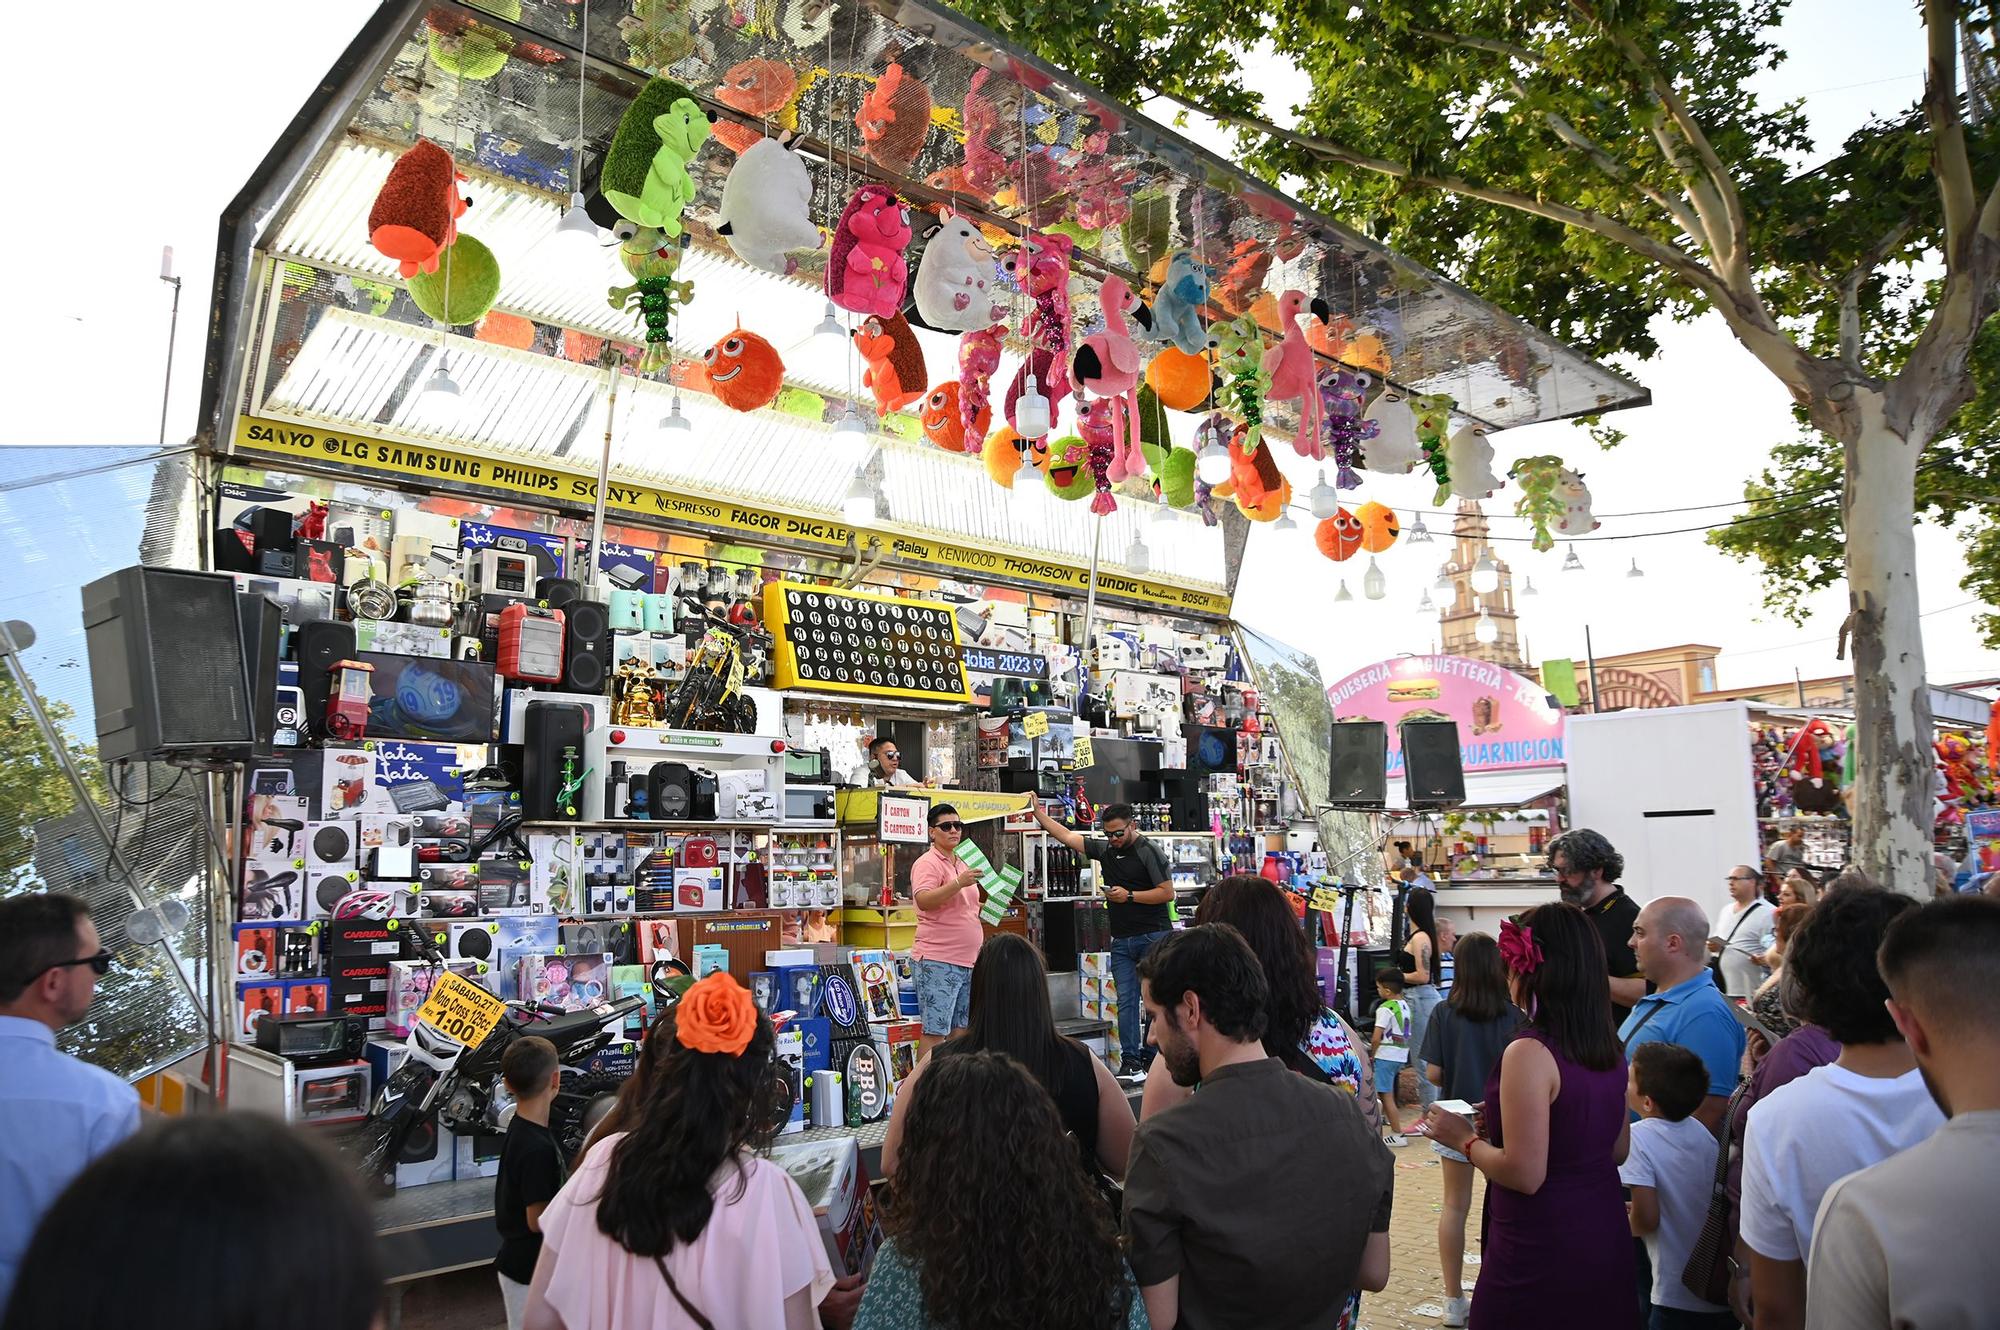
[1023,711,1050,738]
[414,971,507,1048]
[1072,736,1094,769]
[1309,886,1341,912]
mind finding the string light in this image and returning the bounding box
[1308,470,1339,519]
[1363,557,1386,600]
[1470,551,1500,595]
[1562,544,1585,572]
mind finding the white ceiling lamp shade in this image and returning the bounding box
[840,466,876,525]
[416,358,462,427]
[1406,511,1433,544]
[1014,374,1052,438]
[1470,550,1501,595]
[1194,436,1232,485]
[1522,575,1539,596]
[1434,563,1454,592]
[1308,470,1339,519]
[538,0,606,265]
[1272,509,1297,532]
[1151,490,1175,524]
[1362,557,1386,600]
[1626,557,1645,578]
[1125,530,1150,573]
[1562,543,1584,573]
[1474,606,1500,644]
[658,388,692,434]
[812,300,845,340]
[1334,579,1354,604]
[834,407,870,436]
[1417,588,1434,613]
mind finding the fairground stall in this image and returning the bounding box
[73,0,1643,1305]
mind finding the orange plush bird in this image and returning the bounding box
[853,310,927,415]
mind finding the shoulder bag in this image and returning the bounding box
[1680,1077,1753,1306]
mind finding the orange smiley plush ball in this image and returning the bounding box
[702,329,785,412]
[1316,509,1363,561]
[1356,500,1400,552]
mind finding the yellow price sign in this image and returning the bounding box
[1072,736,1094,769]
[1023,711,1050,739]
[1309,886,1342,912]
[414,971,508,1048]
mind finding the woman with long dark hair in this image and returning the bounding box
[1400,886,1444,1110]
[521,973,850,1330]
[1141,875,1379,1132]
[857,1051,1146,1330]
[1418,932,1524,1328]
[1420,903,1633,1330]
[883,933,1133,1180]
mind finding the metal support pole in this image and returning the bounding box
[587,351,625,589]
[1585,624,1601,714]
[1076,516,1103,717]
[159,247,182,448]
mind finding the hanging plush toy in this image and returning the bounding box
[853,310,927,415]
[1316,367,1376,489]
[368,140,470,279]
[1004,231,1076,428]
[921,382,985,451]
[1214,237,1273,315]
[601,78,708,235]
[1556,468,1601,535]
[1360,390,1424,474]
[1153,251,1215,356]
[826,184,913,317]
[1145,345,1212,412]
[1315,509,1364,562]
[1266,290,1331,460]
[960,69,1009,201]
[1121,190,1172,278]
[607,229,693,370]
[1043,436,1096,501]
[1072,277,1148,482]
[1446,424,1502,499]
[1191,476,1219,526]
[983,426,1024,487]
[856,63,932,172]
[1080,408,1120,514]
[1134,386,1194,507]
[408,234,501,324]
[702,329,785,411]
[1209,317,1271,454]
[1409,393,1455,504]
[1509,455,1568,551]
[715,137,821,275]
[1213,422,1288,519]
[958,325,1005,438]
[915,212,1007,331]
[1355,501,1400,552]
[780,0,835,46]
[711,59,798,155]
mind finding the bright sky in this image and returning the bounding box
[1,0,1991,695]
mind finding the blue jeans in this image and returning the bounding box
[1110,930,1173,1063]
[1404,983,1442,1108]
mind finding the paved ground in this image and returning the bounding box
[395,1140,1481,1330]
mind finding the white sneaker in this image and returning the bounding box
[1443,1295,1470,1326]
[1384,1133,1406,1147]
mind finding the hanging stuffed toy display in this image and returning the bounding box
[921,382,986,451]
[601,78,709,236]
[408,234,501,324]
[1315,509,1364,562]
[915,212,1007,331]
[1316,367,1376,489]
[715,137,821,276]
[1135,386,1196,507]
[960,69,1010,201]
[1355,500,1400,552]
[1214,422,1288,520]
[1446,424,1502,499]
[853,310,927,415]
[1508,455,1568,551]
[1152,251,1215,356]
[1072,277,1148,482]
[1145,345,1212,412]
[1215,237,1273,315]
[1080,412,1120,514]
[711,59,799,155]
[1121,190,1172,278]
[368,139,470,278]
[826,184,913,317]
[1359,389,1424,474]
[958,325,1005,438]
[701,329,785,411]
[1042,436,1096,501]
[856,63,932,172]
[1209,316,1270,453]
[1265,291,1331,460]
[1556,468,1601,535]
[608,228,694,370]
[983,426,1024,486]
[1003,231,1076,429]
[1410,393,1455,503]
[1191,477,1220,526]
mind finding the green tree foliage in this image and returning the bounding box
[0,671,103,885]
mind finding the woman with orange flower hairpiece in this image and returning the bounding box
[521,973,864,1330]
[1417,905,1635,1329]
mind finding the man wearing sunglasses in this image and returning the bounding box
[910,805,985,1054]
[0,892,140,1308]
[1035,801,1176,1077]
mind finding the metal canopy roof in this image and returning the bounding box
[205,0,1649,605]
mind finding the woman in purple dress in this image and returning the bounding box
[1421,903,1635,1329]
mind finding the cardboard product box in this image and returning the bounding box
[1080,950,1111,979]
[748,970,780,1015]
[330,957,392,1027]
[517,952,612,1011]
[779,966,823,1020]
[795,1016,833,1079]
[235,925,281,980]
[395,1135,457,1190]
[353,620,453,659]
[493,916,561,1000]
[691,944,730,978]
[869,1020,922,1097]
[454,1131,505,1181]
[416,889,481,919]
[476,857,535,915]
[1079,974,1102,1002]
[1099,973,1118,1002]
[417,862,480,893]
[610,965,652,1034]
[774,1028,807,1135]
[533,831,582,916]
[285,978,331,1016]
[768,1135,881,1278]
[325,917,405,960]
[386,958,483,1037]
[237,981,286,1040]
[847,951,900,1024]
[765,947,816,969]
[674,867,725,913]
[815,964,870,1038]
[637,919,682,965]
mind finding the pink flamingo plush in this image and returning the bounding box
[1072,277,1149,482]
[1265,289,1332,459]
[1002,230,1075,431]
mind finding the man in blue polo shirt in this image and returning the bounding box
[1622,896,1745,1133]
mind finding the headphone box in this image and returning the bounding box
[235,925,279,980]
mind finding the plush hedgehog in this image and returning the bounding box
[601,78,699,226]
[853,310,927,415]
[715,138,821,275]
[915,212,1006,332]
[368,139,470,279]
[711,59,798,155]
[826,184,912,317]
[856,63,932,173]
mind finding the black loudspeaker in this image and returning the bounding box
[241,507,294,552]
[536,577,582,609]
[523,701,589,819]
[1401,719,1466,809]
[236,592,283,756]
[1328,721,1388,808]
[690,769,717,820]
[295,621,356,740]
[649,762,694,819]
[560,600,611,694]
[82,567,253,762]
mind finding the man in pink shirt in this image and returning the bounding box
[910,804,985,1054]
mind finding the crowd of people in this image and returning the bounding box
[5,814,1999,1330]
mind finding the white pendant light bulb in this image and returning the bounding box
[1475,606,1500,644]
[546,191,603,259]
[1151,490,1174,524]
[659,390,692,433]
[1125,530,1150,574]
[1417,589,1434,613]
[418,359,462,427]
[1334,580,1354,604]
[813,301,845,340]
[1562,543,1584,573]
[1407,512,1433,544]
[1522,576,1539,597]
[1015,374,1051,438]
[1363,557,1386,601]
[1626,557,1645,579]
[1308,470,1339,519]
[834,407,870,436]
[422,361,461,400]
[1195,438,1232,485]
[841,466,875,524]
[1470,550,1501,595]
[1434,563,1454,593]
[1273,509,1297,532]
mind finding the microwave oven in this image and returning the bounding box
[784,784,836,823]
[785,748,832,784]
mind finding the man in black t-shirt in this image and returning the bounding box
[493,1035,566,1328]
[1546,828,1646,1024]
[1033,800,1176,1077]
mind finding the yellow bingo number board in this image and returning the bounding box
[415,972,508,1048]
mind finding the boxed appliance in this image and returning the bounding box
[768,1135,881,1277]
[847,951,900,1024]
[774,1027,807,1135]
[386,958,485,1038]
[517,951,611,1010]
[691,944,730,978]
[291,1061,372,1125]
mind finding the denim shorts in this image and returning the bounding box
[1374,1056,1406,1096]
[913,958,973,1036]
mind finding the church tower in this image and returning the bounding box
[1437,502,1528,671]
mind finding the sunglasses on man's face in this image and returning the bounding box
[934,822,963,832]
[39,950,113,980]
[1103,824,1133,840]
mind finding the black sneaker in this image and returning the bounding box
[1117,1056,1145,1078]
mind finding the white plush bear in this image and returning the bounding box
[915,212,1007,332]
[714,137,822,276]
[1359,391,1424,474]
[1447,424,1503,498]
[1555,467,1600,534]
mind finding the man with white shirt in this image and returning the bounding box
[1707,865,1776,998]
[867,735,921,786]
[1739,887,1942,1330]
[1806,894,2000,1329]
[0,893,141,1307]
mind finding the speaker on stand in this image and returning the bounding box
[1401,719,1466,810]
[1328,720,1388,807]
